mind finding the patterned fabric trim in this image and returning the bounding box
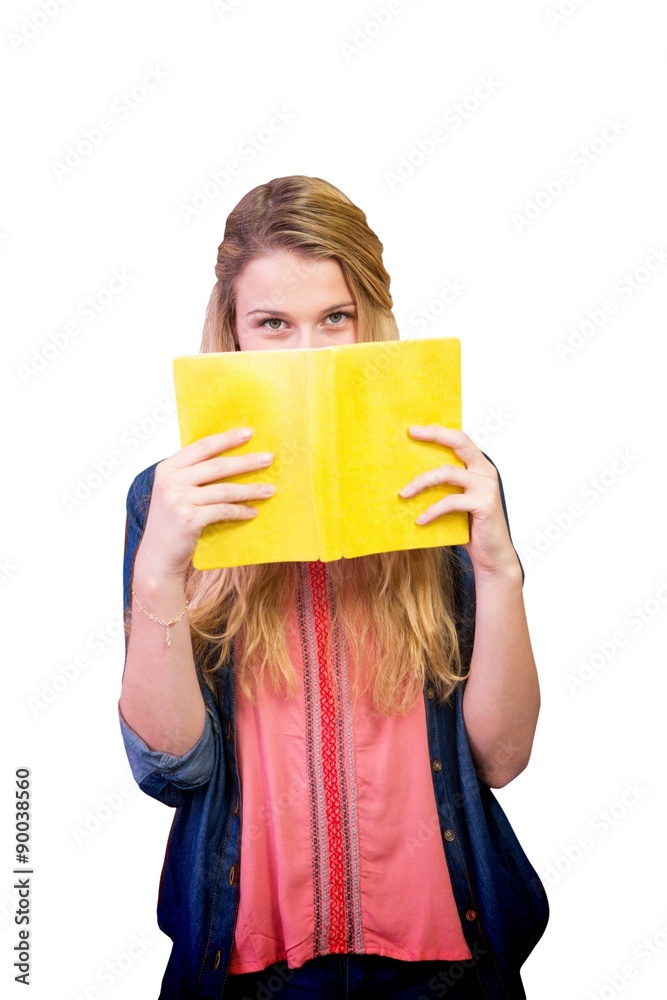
[298,561,364,956]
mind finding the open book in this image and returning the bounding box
[173,336,468,568]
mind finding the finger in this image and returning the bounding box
[398,464,475,497]
[186,449,274,488]
[171,428,256,470]
[408,426,492,475]
[188,486,274,526]
[194,481,276,507]
[197,501,259,523]
[412,492,475,526]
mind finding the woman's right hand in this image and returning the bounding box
[134,427,275,581]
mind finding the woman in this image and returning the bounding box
[118,175,548,999]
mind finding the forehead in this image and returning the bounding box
[235,251,353,311]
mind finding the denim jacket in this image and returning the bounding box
[119,459,549,999]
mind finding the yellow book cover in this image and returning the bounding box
[172,336,469,568]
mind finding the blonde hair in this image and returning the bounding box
[188,176,468,714]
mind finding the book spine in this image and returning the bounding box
[309,348,341,561]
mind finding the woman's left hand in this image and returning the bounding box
[398,425,521,577]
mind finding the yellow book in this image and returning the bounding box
[173,337,469,568]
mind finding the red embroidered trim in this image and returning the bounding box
[308,561,347,953]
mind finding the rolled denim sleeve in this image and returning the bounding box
[118,704,216,795]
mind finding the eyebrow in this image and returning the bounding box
[245,302,357,317]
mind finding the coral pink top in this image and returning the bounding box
[229,560,471,974]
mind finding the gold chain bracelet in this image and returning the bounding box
[131,587,189,647]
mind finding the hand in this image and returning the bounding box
[134,428,275,581]
[398,425,521,577]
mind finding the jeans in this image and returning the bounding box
[224,953,485,999]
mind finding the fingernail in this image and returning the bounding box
[399,485,415,497]
[260,484,275,494]
[238,428,253,439]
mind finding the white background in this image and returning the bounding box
[2,1,666,997]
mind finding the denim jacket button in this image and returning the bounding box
[225,720,232,741]
[465,909,477,922]
[228,864,237,886]
[443,828,456,842]
[426,686,435,699]
[431,759,442,772]
[213,949,222,970]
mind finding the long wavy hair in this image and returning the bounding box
[184,175,468,715]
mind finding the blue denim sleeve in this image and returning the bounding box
[119,464,218,805]
[118,704,216,790]
[123,463,159,637]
